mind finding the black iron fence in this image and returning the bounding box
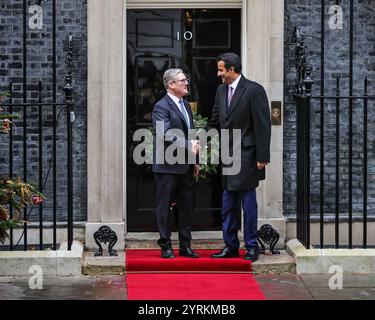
[294,28,375,249]
[0,36,74,251]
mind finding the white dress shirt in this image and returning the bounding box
[167,92,190,128]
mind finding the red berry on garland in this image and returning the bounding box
[1,118,11,134]
[0,208,9,222]
[32,195,43,205]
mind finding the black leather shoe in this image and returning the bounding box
[179,247,199,258]
[211,247,239,258]
[244,247,259,262]
[161,247,175,258]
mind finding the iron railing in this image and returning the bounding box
[1,24,74,251]
[294,25,375,249]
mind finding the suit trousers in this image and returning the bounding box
[222,189,258,250]
[154,170,194,249]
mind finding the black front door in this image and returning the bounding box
[127,9,241,232]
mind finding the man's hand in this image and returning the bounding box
[193,164,200,177]
[257,162,268,170]
[191,140,201,155]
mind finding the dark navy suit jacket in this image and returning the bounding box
[152,94,194,174]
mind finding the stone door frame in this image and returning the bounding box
[86,0,285,250]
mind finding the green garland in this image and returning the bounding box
[192,112,219,181]
[0,93,19,134]
[0,93,44,244]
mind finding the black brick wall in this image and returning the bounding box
[2,1,374,224]
[284,0,375,217]
[0,0,87,222]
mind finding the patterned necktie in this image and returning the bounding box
[227,85,234,109]
[179,99,190,128]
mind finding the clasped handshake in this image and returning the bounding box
[190,139,202,155]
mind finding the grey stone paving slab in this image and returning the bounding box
[254,274,313,300]
[309,287,375,300]
[0,275,127,300]
[300,274,375,288]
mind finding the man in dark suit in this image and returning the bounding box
[208,53,271,262]
[152,68,201,258]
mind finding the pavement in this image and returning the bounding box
[1,273,375,300]
[1,242,375,301]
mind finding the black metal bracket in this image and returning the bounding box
[63,36,74,106]
[294,27,314,96]
[257,224,280,255]
[93,226,118,256]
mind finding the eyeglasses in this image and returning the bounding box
[172,78,190,84]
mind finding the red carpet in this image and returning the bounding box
[126,273,264,300]
[126,249,251,273]
[125,249,265,300]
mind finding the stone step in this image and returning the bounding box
[287,239,375,274]
[83,252,126,276]
[126,239,225,249]
[251,251,296,274]
[83,242,295,275]
[0,240,83,276]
